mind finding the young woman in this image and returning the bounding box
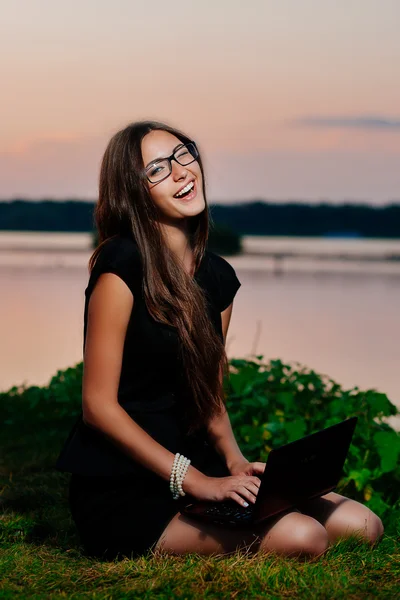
[56,121,383,561]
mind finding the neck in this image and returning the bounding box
[161,220,192,265]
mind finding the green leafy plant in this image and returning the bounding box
[225,357,400,519]
[2,357,398,521]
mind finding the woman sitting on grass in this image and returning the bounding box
[56,120,383,561]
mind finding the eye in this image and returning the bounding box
[149,164,165,177]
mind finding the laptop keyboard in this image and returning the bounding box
[204,501,254,522]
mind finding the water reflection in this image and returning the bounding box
[1,234,399,432]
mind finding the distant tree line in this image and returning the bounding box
[1,199,399,238]
[210,201,400,238]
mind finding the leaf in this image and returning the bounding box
[373,431,400,473]
[243,382,256,396]
[364,494,391,518]
[240,398,262,409]
[285,419,307,443]
[262,428,272,440]
[347,468,372,491]
[364,484,373,501]
[276,392,295,412]
[262,421,284,436]
[348,444,361,461]
[366,392,398,418]
[329,399,346,416]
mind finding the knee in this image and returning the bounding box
[291,520,329,557]
[259,513,329,559]
[335,509,384,545]
[373,515,385,543]
[356,512,384,545]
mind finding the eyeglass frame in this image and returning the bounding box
[144,141,199,184]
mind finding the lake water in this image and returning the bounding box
[1,232,399,429]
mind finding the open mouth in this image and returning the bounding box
[174,180,195,199]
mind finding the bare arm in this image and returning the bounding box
[82,272,205,493]
[205,302,249,472]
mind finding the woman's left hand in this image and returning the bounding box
[228,458,266,478]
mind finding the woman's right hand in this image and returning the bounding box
[184,472,261,507]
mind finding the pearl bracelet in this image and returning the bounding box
[170,454,182,499]
[171,454,190,499]
[169,453,191,500]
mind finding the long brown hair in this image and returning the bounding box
[89,120,228,433]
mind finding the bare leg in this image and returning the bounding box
[154,512,260,557]
[255,509,329,558]
[297,492,384,545]
[154,509,329,559]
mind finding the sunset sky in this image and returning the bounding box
[2,0,400,204]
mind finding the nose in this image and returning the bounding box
[171,159,188,181]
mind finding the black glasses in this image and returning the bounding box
[145,142,199,184]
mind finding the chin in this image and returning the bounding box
[182,198,206,217]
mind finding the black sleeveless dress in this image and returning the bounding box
[55,235,241,560]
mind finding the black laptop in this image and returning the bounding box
[181,416,358,528]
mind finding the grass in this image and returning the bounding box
[1,374,399,599]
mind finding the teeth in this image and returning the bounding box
[176,181,194,197]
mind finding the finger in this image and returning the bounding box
[252,462,266,473]
[238,476,260,487]
[246,464,264,477]
[246,482,260,498]
[237,485,258,504]
[238,478,261,491]
[247,476,261,487]
[229,491,250,508]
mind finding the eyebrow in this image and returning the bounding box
[145,143,184,169]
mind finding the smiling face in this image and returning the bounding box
[141,129,206,225]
